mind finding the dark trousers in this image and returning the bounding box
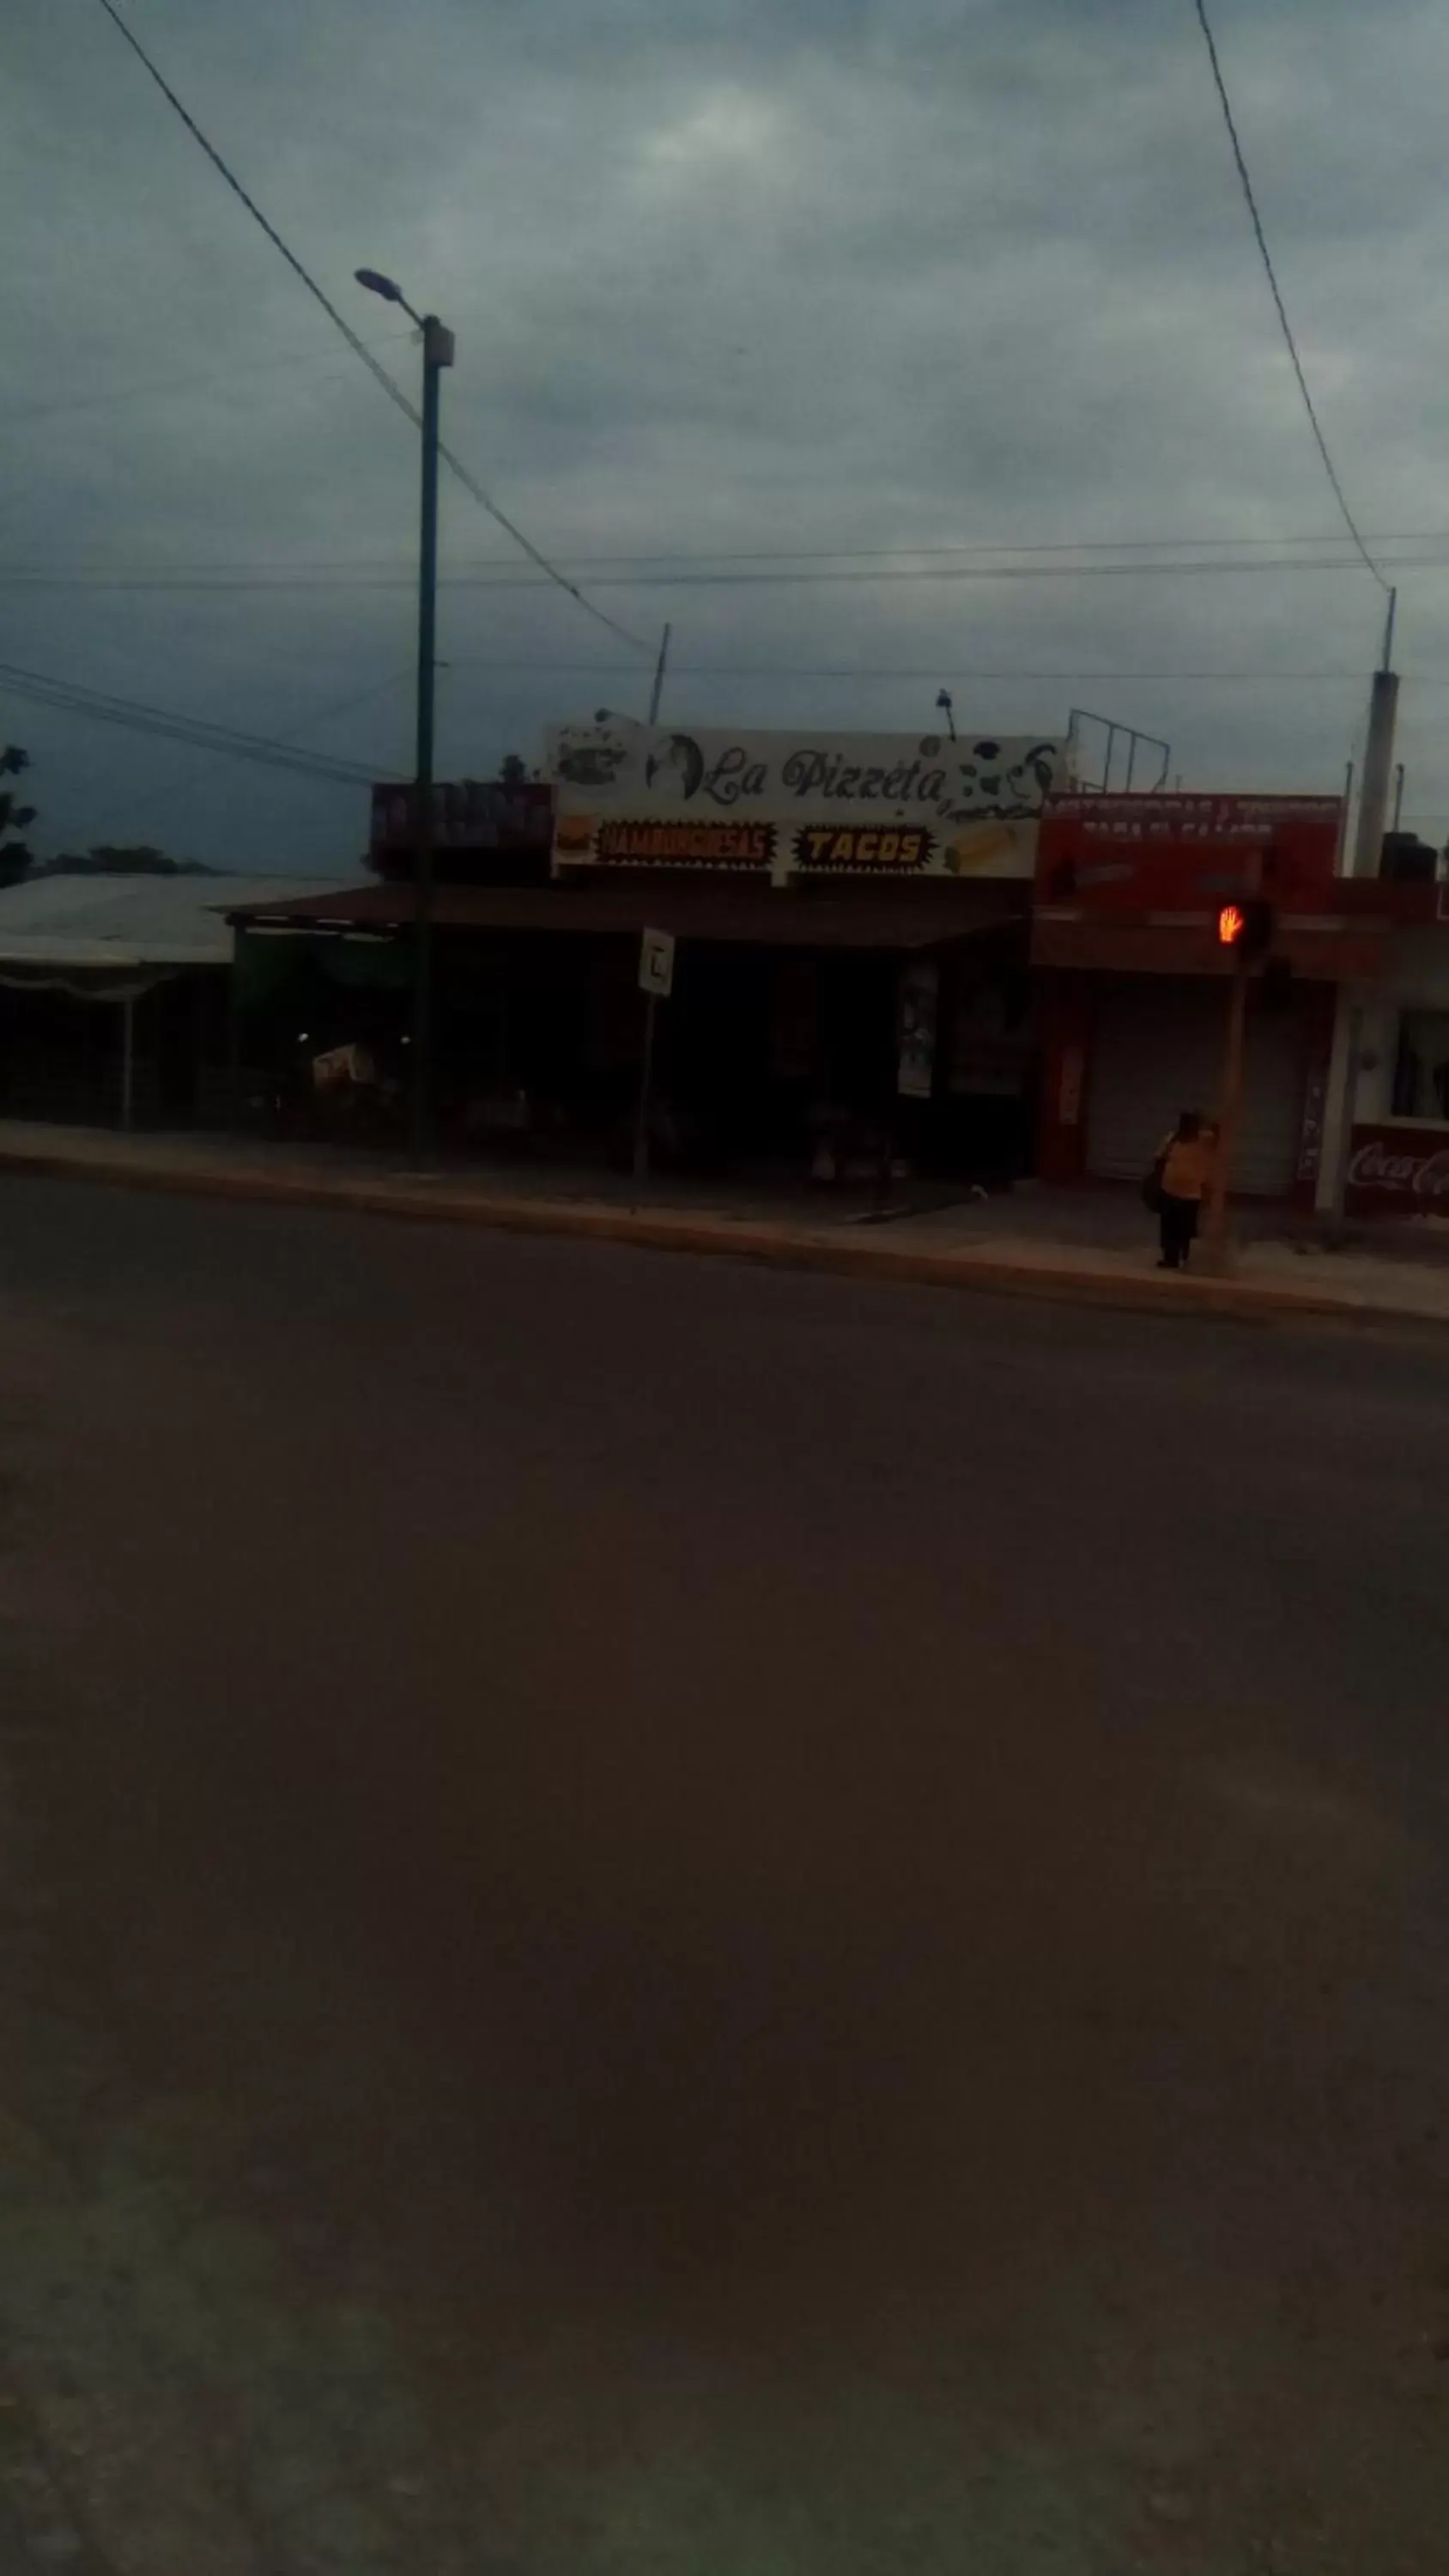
[1159,1193,1199,1269]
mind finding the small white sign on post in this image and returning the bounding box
[639,927,676,999]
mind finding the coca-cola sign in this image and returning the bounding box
[1346,1124,1449,1212]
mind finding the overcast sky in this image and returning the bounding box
[5,0,1447,874]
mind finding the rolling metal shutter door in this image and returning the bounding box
[1086,987,1302,1195]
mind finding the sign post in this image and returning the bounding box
[634,929,675,1185]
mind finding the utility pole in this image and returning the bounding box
[355,269,455,1166]
[409,314,454,1163]
[1336,760,1354,872]
[1314,589,1398,1228]
[647,623,672,726]
[1350,588,1398,880]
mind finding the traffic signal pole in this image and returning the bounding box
[1198,857,1265,1277]
[1199,945,1250,1274]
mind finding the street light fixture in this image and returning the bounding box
[355,267,415,315]
[356,265,455,1162]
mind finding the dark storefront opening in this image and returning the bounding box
[231,885,1037,1190]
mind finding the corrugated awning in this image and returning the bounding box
[0,872,343,969]
[227,877,1028,951]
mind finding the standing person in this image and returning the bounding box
[1151,1110,1216,1270]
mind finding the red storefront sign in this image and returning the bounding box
[1345,1124,1449,1214]
[1037,793,1342,910]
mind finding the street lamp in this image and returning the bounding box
[356,265,455,1162]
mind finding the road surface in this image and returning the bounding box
[0,1176,1446,2573]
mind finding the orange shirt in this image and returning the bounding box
[1160,1134,1216,1200]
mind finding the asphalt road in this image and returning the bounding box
[1,1176,1447,2573]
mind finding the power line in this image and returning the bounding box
[17,526,1449,580]
[0,659,397,787]
[439,659,1378,683]
[0,329,415,431]
[10,530,1436,574]
[35,520,1449,574]
[61,670,412,844]
[7,550,1446,595]
[93,0,648,658]
[1190,0,1388,594]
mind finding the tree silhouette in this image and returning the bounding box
[45,845,210,877]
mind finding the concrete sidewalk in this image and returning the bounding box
[3,1118,1447,1327]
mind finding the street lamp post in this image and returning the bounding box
[356,268,455,1163]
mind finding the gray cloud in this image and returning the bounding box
[4,0,1446,866]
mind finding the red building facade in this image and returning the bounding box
[1031,794,1370,1203]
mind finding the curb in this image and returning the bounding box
[0,1142,1422,1329]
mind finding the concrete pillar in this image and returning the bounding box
[1351,669,1399,880]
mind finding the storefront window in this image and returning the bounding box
[1391,1010,1449,1120]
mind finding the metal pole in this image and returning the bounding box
[1199,845,1264,1274]
[647,623,672,726]
[1198,950,1249,1273]
[410,315,453,1164]
[1391,762,1405,839]
[633,991,658,1186]
[120,993,136,1133]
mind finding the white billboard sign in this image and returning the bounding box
[545,718,1067,884]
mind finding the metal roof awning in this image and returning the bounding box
[0,872,343,971]
[227,877,1028,951]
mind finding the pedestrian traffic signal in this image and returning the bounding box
[1217,897,1274,958]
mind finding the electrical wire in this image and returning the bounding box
[3,551,1443,594]
[61,670,413,846]
[0,331,415,431]
[13,538,1449,586]
[15,526,1449,579]
[440,658,1377,683]
[9,529,1448,577]
[0,659,397,787]
[17,526,1449,587]
[1190,0,1388,594]
[94,0,649,657]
